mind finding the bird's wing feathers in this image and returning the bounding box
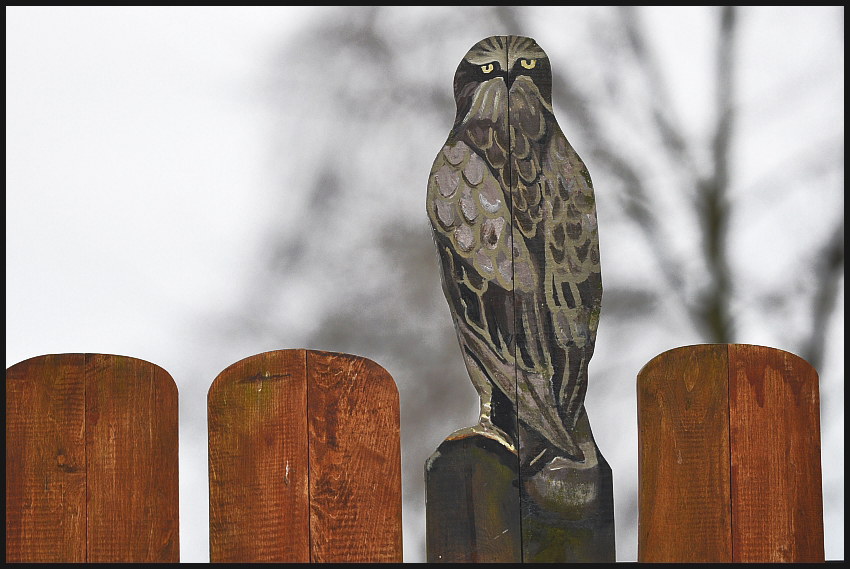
[428,140,515,292]
[509,95,602,456]
[428,140,525,370]
[538,124,603,353]
[428,96,601,459]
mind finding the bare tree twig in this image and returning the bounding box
[695,6,736,343]
[800,216,844,373]
[617,6,699,180]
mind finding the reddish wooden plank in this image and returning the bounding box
[306,350,402,562]
[637,344,732,562]
[85,354,179,562]
[208,349,310,562]
[6,354,87,563]
[729,344,824,562]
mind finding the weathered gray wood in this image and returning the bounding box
[519,411,615,562]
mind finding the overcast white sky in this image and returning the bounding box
[6,7,318,358]
[6,7,843,562]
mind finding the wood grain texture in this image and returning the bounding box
[638,344,825,562]
[85,354,179,562]
[425,434,521,563]
[729,344,824,562]
[6,354,178,563]
[637,344,732,562]
[208,349,310,562]
[6,354,86,563]
[307,350,402,562]
[208,349,402,562]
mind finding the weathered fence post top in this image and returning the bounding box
[425,35,614,563]
[6,353,179,563]
[637,343,824,562]
[207,348,399,397]
[8,349,402,563]
[208,349,402,563]
[637,342,817,383]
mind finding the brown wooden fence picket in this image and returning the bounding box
[6,354,179,563]
[207,349,310,562]
[6,354,87,563]
[11,344,824,562]
[637,344,824,562]
[207,349,402,562]
[727,344,824,562]
[306,350,403,562]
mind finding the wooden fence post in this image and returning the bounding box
[6,354,179,562]
[637,344,824,562]
[208,349,402,562]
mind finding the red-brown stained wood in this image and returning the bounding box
[85,354,179,562]
[6,354,87,563]
[728,344,824,562]
[208,349,310,562]
[306,350,402,562]
[6,354,178,563]
[637,344,732,562]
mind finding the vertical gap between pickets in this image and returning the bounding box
[304,349,313,563]
[505,36,524,564]
[727,344,734,562]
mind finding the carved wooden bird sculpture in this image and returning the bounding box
[427,36,602,462]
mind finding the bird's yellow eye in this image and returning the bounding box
[521,59,536,70]
[481,63,494,73]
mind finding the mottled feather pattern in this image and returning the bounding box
[428,36,601,460]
